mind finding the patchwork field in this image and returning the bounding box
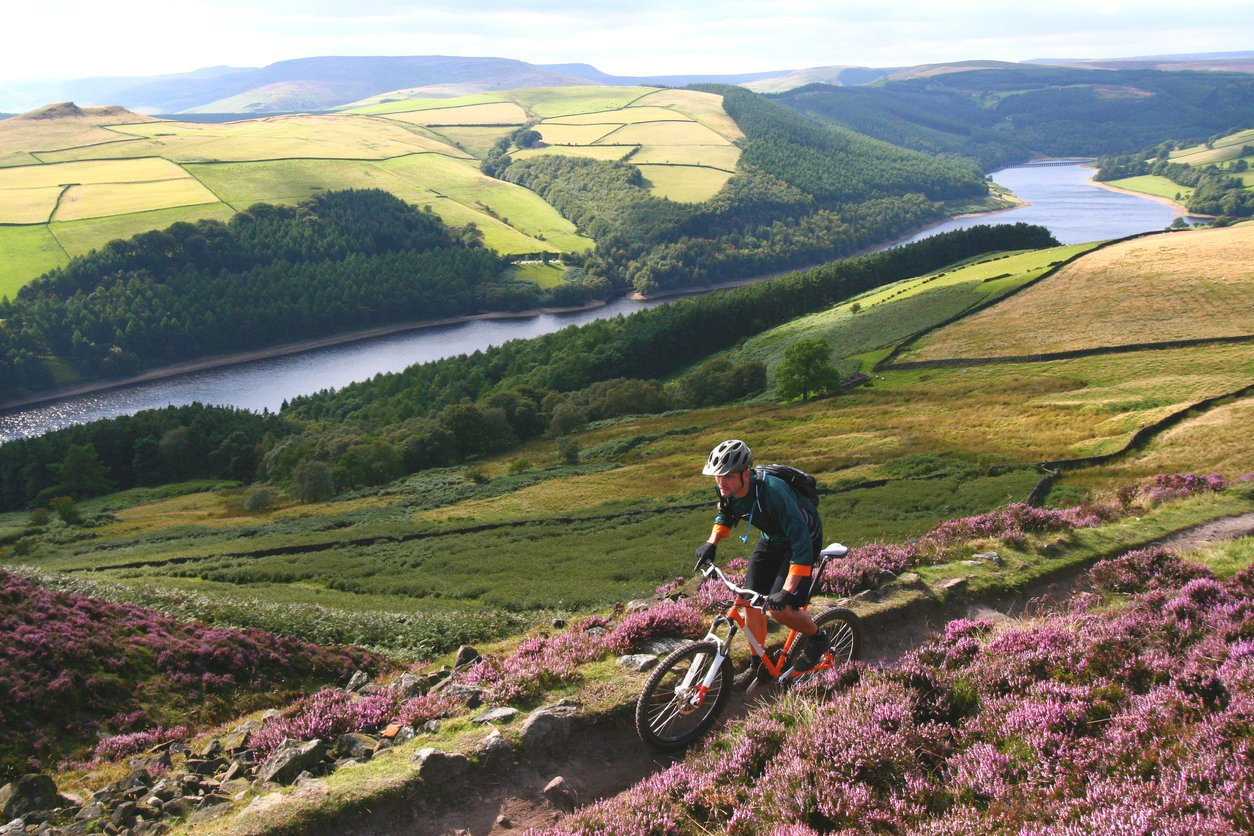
[36,114,467,164]
[0,85,746,296]
[1169,127,1254,166]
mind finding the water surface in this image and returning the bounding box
[0,164,1186,442]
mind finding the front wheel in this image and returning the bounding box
[783,607,862,687]
[635,640,733,751]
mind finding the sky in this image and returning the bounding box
[4,0,1253,82]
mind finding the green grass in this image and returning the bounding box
[509,86,658,118]
[512,261,567,288]
[718,244,1093,382]
[637,165,732,202]
[0,225,66,297]
[340,92,518,116]
[1107,174,1190,201]
[48,202,238,259]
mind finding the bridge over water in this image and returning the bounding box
[1005,159,1096,168]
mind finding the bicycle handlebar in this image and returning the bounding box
[695,559,768,608]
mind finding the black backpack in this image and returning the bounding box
[756,464,820,506]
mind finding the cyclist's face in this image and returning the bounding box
[714,470,750,498]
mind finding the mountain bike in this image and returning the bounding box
[635,543,862,751]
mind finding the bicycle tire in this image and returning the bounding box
[782,607,862,686]
[635,640,733,751]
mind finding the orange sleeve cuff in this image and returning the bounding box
[787,564,813,578]
[711,524,731,541]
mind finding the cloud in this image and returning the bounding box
[4,0,1253,81]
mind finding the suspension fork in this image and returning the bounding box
[678,616,739,695]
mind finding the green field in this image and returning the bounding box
[1107,174,1191,201]
[0,225,65,298]
[0,85,751,294]
[718,244,1095,379]
[48,202,238,261]
[903,225,1254,361]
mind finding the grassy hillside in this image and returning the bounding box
[0,84,999,306]
[4,227,1248,634]
[900,225,1254,360]
[0,223,1249,827]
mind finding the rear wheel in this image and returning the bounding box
[635,641,733,751]
[782,608,862,686]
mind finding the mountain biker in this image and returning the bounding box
[693,439,829,687]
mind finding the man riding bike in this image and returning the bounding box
[694,439,830,688]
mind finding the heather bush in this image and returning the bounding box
[1088,547,1216,594]
[819,542,917,596]
[1138,472,1228,506]
[249,682,464,758]
[0,569,383,779]
[605,601,706,654]
[462,623,611,703]
[92,725,189,764]
[525,547,1254,834]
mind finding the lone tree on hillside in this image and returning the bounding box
[775,338,841,402]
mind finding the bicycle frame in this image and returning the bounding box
[636,542,855,750]
[695,553,833,685]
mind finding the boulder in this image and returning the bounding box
[392,672,442,699]
[257,738,327,785]
[410,748,470,787]
[431,681,485,708]
[617,654,658,672]
[454,645,481,668]
[0,774,67,820]
[472,706,518,725]
[640,637,688,656]
[346,670,370,692]
[333,732,381,761]
[519,708,572,753]
[221,720,261,752]
[477,729,516,771]
[542,776,577,811]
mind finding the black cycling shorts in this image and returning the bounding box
[743,524,822,606]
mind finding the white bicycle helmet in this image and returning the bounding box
[702,439,753,476]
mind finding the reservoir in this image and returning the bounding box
[0,162,1185,442]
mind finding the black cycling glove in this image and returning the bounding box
[766,589,799,611]
[694,542,718,567]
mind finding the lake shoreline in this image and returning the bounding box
[0,302,612,413]
[2,200,1023,412]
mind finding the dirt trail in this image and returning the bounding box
[360,513,1254,835]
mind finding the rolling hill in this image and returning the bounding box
[0,220,1249,831]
